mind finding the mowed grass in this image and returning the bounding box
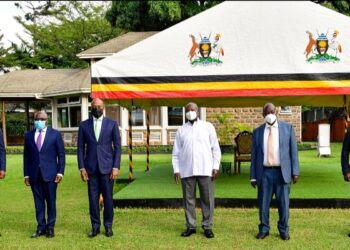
[116,143,350,199]
[0,144,350,249]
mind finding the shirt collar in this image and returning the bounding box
[93,115,104,122]
[36,127,47,133]
[265,120,278,129]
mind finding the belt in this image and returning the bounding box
[263,165,281,168]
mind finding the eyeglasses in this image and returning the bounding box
[35,118,47,121]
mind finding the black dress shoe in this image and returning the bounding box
[105,227,113,237]
[88,228,100,238]
[203,229,214,238]
[31,230,46,238]
[280,233,290,240]
[256,231,269,239]
[181,228,196,237]
[46,228,55,238]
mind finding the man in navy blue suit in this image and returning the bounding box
[24,111,65,238]
[341,125,350,237]
[0,129,6,238]
[77,98,121,238]
[250,103,299,241]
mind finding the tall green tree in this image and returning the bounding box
[0,31,10,73]
[314,0,350,16]
[5,1,121,69]
[105,0,223,31]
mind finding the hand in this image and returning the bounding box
[250,180,257,189]
[0,170,5,179]
[344,173,350,182]
[211,169,219,181]
[24,177,31,186]
[55,175,63,184]
[80,169,89,182]
[293,175,299,184]
[110,168,119,181]
[174,173,180,184]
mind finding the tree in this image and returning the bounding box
[4,1,121,69]
[0,31,10,73]
[313,0,350,16]
[105,0,223,31]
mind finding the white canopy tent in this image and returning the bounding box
[91,1,350,109]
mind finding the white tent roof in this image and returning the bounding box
[92,1,350,108]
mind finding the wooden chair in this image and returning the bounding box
[233,131,253,174]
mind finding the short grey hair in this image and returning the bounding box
[34,110,48,120]
[185,102,199,112]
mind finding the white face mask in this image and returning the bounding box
[265,114,277,124]
[186,111,197,121]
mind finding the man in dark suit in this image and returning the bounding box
[341,126,350,237]
[0,129,6,237]
[250,103,299,241]
[24,111,65,238]
[77,98,121,238]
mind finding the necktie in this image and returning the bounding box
[36,130,42,151]
[94,119,101,140]
[267,126,275,166]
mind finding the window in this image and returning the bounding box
[280,106,292,114]
[149,107,161,126]
[105,105,121,125]
[57,96,81,128]
[131,107,144,126]
[168,107,184,126]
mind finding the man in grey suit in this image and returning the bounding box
[250,103,299,241]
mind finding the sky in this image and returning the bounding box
[0,1,30,48]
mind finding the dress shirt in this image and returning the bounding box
[172,119,221,178]
[263,121,280,166]
[25,127,63,179]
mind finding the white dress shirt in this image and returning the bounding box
[263,121,281,166]
[172,119,221,178]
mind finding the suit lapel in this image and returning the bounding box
[258,125,264,154]
[40,128,50,151]
[88,118,97,142]
[30,129,39,152]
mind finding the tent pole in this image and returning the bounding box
[128,108,134,181]
[145,109,150,172]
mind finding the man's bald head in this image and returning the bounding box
[91,98,104,109]
[262,103,276,117]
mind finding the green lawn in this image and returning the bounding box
[0,148,350,249]
[116,143,350,199]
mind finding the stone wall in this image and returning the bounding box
[206,106,302,143]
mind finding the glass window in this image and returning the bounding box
[57,98,67,104]
[280,106,292,114]
[70,106,81,127]
[106,105,121,125]
[57,107,69,128]
[149,107,161,126]
[131,107,144,126]
[168,107,183,126]
[69,96,80,103]
[57,96,82,128]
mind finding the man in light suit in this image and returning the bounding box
[24,111,65,238]
[250,103,299,241]
[0,129,6,237]
[78,98,121,238]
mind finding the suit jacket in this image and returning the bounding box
[23,128,65,182]
[341,128,350,175]
[0,129,6,171]
[77,117,121,175]
[250,120,299,185]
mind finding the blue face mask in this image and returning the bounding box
[34,120,46,130]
